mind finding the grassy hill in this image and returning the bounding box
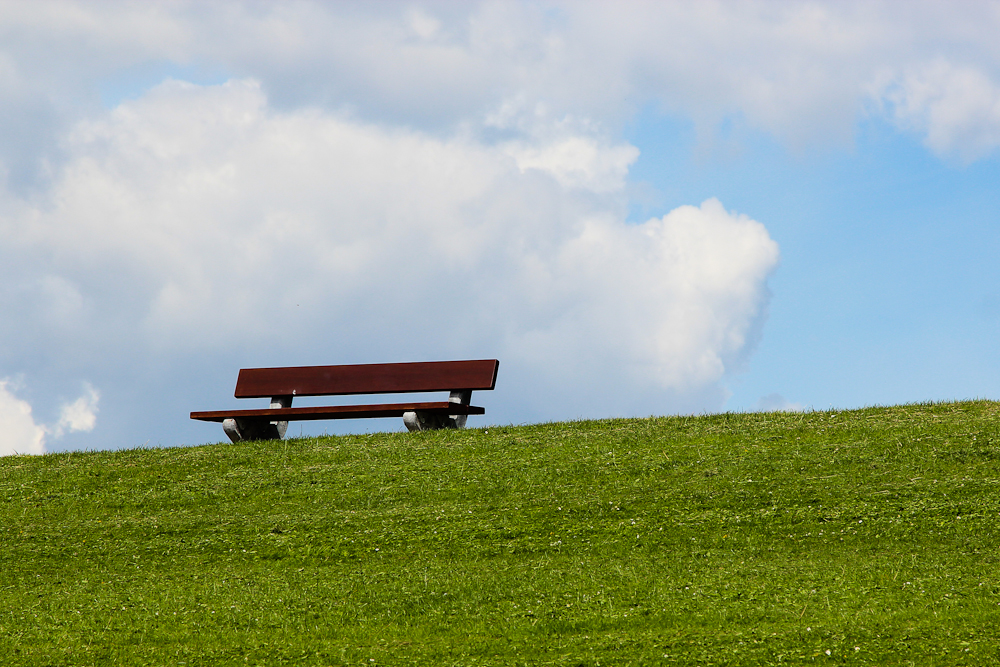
[3,401,1000,665]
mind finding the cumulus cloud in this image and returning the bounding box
[755,393,804,413]
[0,380,98,456]
[4,1,1000,172]
[501,136,638,193]
[881,60,1000,162]
[49,382,99,438]
[0,380,45,456]
[1,78,777,427]
[504,198,777,394]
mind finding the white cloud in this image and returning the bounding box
[0,380,98,456]
[881,60,1000,162]
[50,382,99,438]
[502,136,638,193]
[4,1,1000,171]
[506,198,777,394]
[0,380,46,456]
[2,79,777,423]
[755,393,804,413]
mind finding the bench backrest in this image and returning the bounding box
[234,359,499,399]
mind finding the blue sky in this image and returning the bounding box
[3,1,1000,454]
[628,108,1000,412]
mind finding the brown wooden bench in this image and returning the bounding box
[191,359,499,442]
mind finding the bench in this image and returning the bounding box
[191,359,499,442]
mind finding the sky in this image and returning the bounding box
[3,0,1000,455]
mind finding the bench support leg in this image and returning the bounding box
[222,418,242,442]
[222,395,292,442]
[223,418,281,442]
[403,411,448,431]
[449,390,472,429]
[270,395,292,439]
[403,390,473,432]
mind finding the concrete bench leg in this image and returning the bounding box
[403,390,473,432]
[223,418,241,442]
[223,418,281,442]
[270,395,292,438]
[449,390,472,429]
[403,411,451,431]
[223,395,292,442]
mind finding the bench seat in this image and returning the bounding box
[191,401,485,422]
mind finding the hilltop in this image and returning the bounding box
[3,401,1000,665]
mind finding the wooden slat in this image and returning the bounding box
[234,359,499,398]
[191,402,486,423]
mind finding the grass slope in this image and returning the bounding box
[4,401,1000,665]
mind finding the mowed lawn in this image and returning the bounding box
[3,401,1000,665]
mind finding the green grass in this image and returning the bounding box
[4,401,1000,665]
